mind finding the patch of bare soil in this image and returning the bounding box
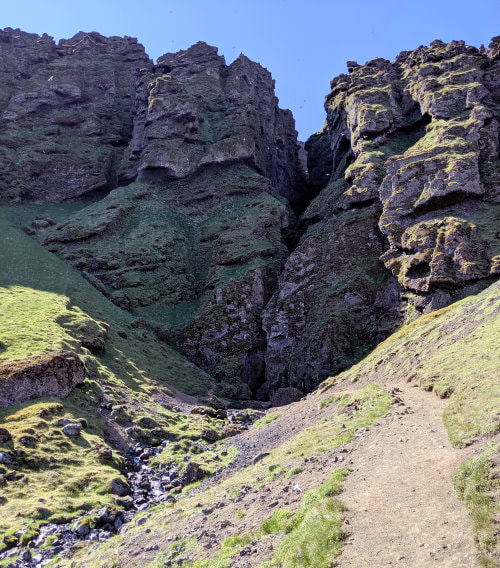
[336,384,476,568]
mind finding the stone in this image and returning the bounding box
[180,462,207,486]
[0,451,13,464]
[0,351,84,408]
[200,429,219,443]
[270,387,304,406]
[135,515,150,526]
[110,477,131,497]
[252,452,270,464]
[74,519,91,536]
[63,423,82,437]
[0,428,12,444]
[20,549,32,562]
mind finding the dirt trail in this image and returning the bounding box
[336,384,476,568]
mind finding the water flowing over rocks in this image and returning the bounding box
[0,407,262,568]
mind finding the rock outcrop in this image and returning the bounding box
[0,351,84,407]
[0,28,151,202]
[22,38,303,397]
[262,37,499,393]
[1,29,498,400]
[122,42,304,207]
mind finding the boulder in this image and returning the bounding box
[110,477,131,497]
[201,429,219,443]
[62,423,83,437]
[0,428,12,444]
[270,387,304,407]
[180,462,207,486]
[0,351,84,408]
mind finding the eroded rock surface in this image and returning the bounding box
[123,42,304,206]
[0,351,84,407]
[0,28,151,202]
[1,30,498,400]
[263,37,499,393]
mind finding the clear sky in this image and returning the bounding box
[2,1,499,139]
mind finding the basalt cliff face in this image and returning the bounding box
[1,30,498,401]
[263,38,500,394]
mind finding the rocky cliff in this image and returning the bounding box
[0,30,499,568]
[262,37,500,394]
[1,30,498,401]
[0,29,151,202]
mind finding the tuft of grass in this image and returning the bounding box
[260,509,295,535]
[319,394,340,409]
[453,444,499,562]
[190,534,252,568]
[253,413,281,428]
[286,466,304,478]
[262,468,349,568]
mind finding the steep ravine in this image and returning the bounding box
[0,31,499,568]
[2,30,498,402]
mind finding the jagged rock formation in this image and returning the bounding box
[262,37,499,393]
[0,30,498,399]
[0,351,84,407]
[122,42,304,206]
[0,28,151,202]
[14,38,303,397]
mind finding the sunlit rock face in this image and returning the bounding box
[122,41,304,207]
[262,37,499,394]
[1,29,498,400]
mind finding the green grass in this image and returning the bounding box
[453,444,499,563]
[190,534,252,568]
[320,282,500,448]
[286,466,303,478]
[260,509,295,535]
[253,413,281,428]
[261,468,349,567]
[151,442,238,476]
[274,383,392,459]
[0,211,217,542]
[0,397,120,548]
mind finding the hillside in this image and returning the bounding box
[0,29,498,568]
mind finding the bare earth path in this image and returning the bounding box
[336,384,477,568]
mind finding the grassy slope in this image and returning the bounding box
[320,281,500,563]
[58,383,393,567]
[64,283,499,568]
[0,210,216,543]
[322,281,500,448]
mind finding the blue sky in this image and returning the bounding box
[2,1,498,139]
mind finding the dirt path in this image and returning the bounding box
[336,384,476,568]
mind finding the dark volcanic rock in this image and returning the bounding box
[122,42,304,207]
[263,37,499,394]
[1,31,498,402]
[0,351,84,407]
[34,39,302,394]
[0,28,151,202]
